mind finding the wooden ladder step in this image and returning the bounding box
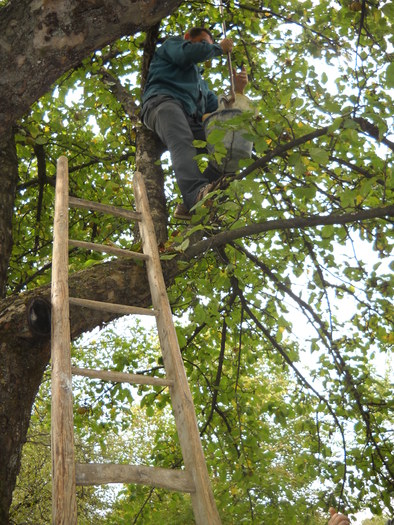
[75,463,195,493]
[69,239,149,261]
[69,297,157,316]
[69,196,141,221]
[71,366,174,387]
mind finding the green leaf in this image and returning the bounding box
[386,62,394,88]
[309,147,329,164]
[145,405,154,417]
[35,135,48,145]
[193,139,207,148]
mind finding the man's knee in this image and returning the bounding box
[142,96,178,129]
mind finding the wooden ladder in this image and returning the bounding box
[50,156,222,524]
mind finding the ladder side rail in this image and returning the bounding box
[51,156,78,524]
[133,171,222,525]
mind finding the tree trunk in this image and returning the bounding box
[0,1,185,519]
[0,131,18,298]
[0,253,180,522]
[136,127,167,245]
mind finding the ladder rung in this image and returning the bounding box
[69,239,149,261]
[75,463,195,493]
[69,196,141,221]
[71,366,174,387]
[69,297,157,316]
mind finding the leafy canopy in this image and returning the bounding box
[10,0,393,523]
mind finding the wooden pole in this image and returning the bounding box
[219,0,235,101]
[51,156,77,524]
[133,171,222,525]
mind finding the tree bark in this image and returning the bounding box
[0,0,182,136]
[185,206,394,259]
[0,130,18,298]
[136,127,167,245]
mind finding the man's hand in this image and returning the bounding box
[219,38,233,54]
[328,507,351,525]
[233,66,248,94]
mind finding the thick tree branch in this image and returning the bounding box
[239,127,330,179]
[0,0,182,136]
[353,116,394,151]
[227,118,393,187]
[185,206,394,259]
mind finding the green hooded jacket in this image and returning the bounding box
[142,36,223,120]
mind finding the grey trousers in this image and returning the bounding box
[141,95,220,209]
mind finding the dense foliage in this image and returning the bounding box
[8,0,393,523]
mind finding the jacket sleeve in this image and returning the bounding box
[159,38,223,69]
[206,90,218,113]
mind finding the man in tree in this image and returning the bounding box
[141,26,248,219]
